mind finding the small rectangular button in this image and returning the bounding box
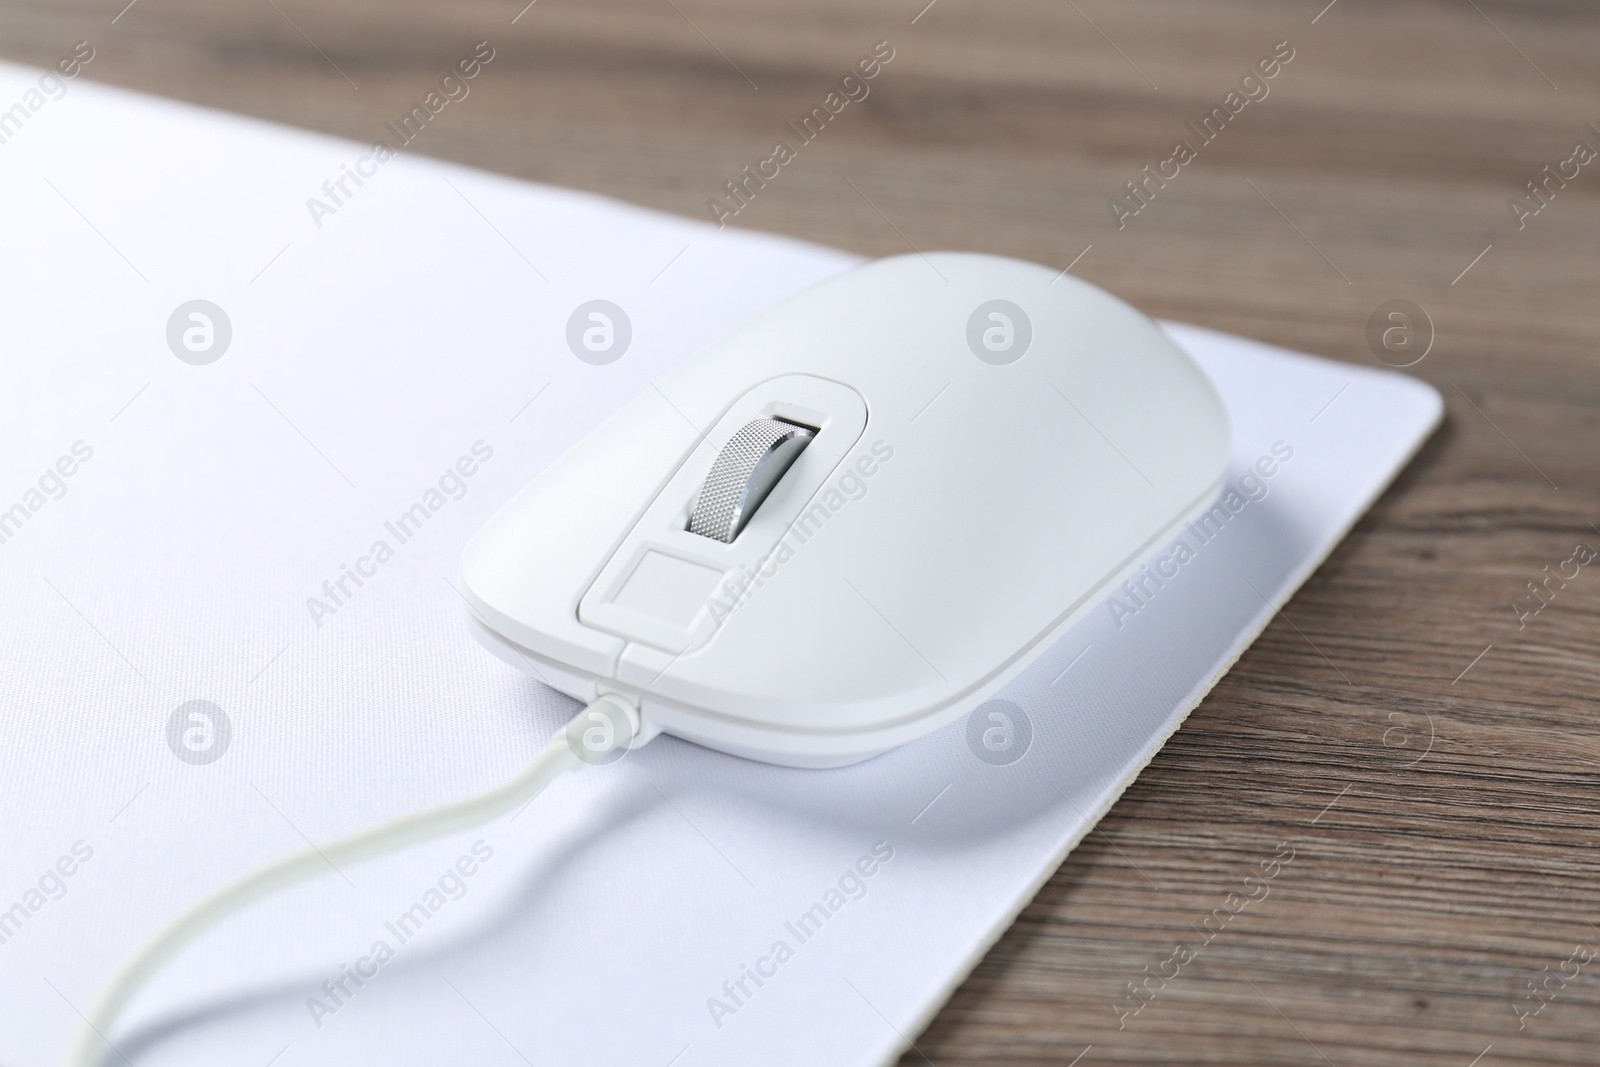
[609,550,723,631]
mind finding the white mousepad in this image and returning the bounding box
[0,65,1439,1067]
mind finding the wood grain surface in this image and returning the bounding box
[5,1,1597,1063]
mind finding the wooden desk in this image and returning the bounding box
[7,1,1596,1063]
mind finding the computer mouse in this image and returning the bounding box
[459,252,1228,767]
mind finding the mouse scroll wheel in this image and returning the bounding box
[688,418,814,543]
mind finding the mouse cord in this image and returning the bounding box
[63,694,641,1067]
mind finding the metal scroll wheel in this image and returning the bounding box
[688,418,815,543]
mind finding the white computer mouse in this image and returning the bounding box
[459,252,1228,767]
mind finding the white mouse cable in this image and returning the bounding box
[63,694,642,1067]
